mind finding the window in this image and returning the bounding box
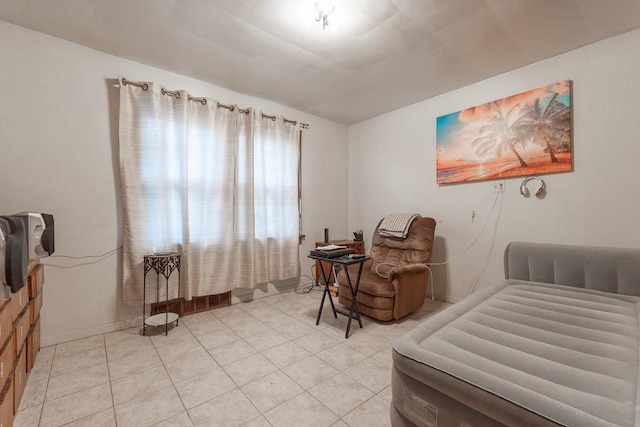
[119,81,301,302]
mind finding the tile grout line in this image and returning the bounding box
[17,293,447,426]
[36,344,56,427]
[149,320,196,426]
[101,333,118,427]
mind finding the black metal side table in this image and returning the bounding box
[308,253,369,338]
[143,252,181,335]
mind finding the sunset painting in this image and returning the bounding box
[436,80,573,184]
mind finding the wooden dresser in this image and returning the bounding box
[0,261,43,426]
[314,240,365,284]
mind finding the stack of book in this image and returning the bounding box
[309,244,354,258]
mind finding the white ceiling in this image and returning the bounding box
[2,0,640,124]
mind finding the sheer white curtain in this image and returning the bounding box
[119,80,300,305]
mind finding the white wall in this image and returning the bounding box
[5,19,639,344]
[0,21,349,345]
[348,29,640,302]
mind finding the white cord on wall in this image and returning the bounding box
[425,190,504,298]
[427,190,501,267]
[465,190,504,296]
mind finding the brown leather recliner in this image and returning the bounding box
[337,216,436,321]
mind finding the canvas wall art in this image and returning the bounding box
[436,80,572,184]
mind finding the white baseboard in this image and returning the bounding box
[433,292,462,304]
[232,280,299,303]
[41,281,302,347]
[41,317,143,347]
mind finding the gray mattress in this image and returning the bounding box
[392,279,640,427]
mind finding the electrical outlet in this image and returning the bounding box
[492,182,505,193]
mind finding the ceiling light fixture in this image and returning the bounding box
[313,1,337,31]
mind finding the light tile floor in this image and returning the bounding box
[15,287,450,427]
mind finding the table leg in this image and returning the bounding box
[315,261,337,325]
[343,263,364,338]
[164,275,169,336]
[326,265,337,314]
[143,274,147,335]
[176,267,181,326]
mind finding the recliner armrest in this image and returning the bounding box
[390,264,429,319]
[387,263,428,281]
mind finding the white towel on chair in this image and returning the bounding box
[379,213,420,238]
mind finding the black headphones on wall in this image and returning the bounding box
[520,176,546,198]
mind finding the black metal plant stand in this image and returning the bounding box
[142,252,181,335]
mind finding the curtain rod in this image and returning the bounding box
[261,112,297,126]
[121,78,308,128]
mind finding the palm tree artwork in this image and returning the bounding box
[515,93,572,164]
[472,105,529,168]
[436,80,572,184]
